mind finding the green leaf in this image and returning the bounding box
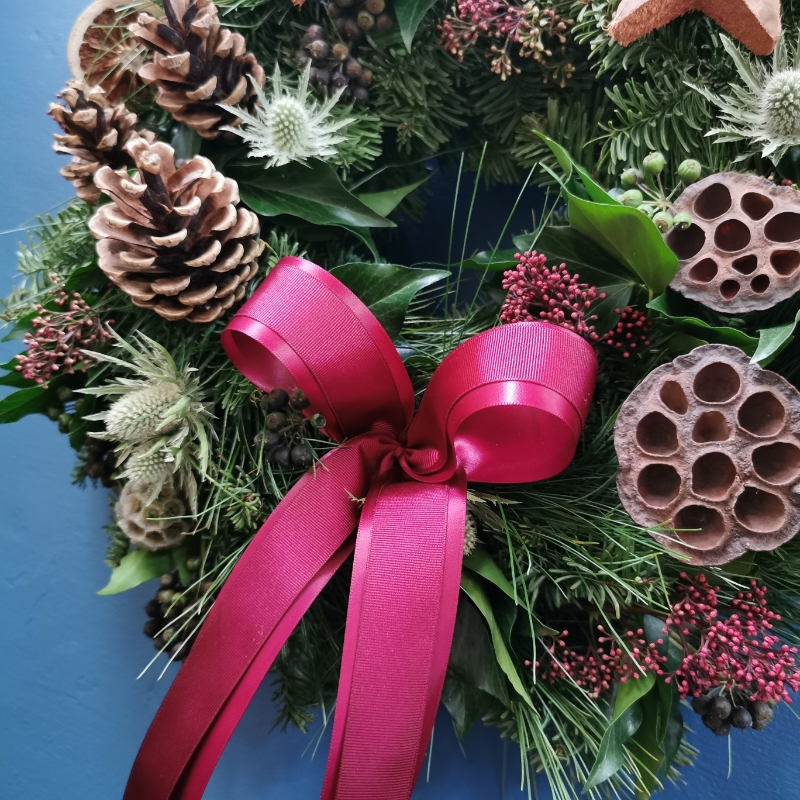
[97,548,176,595]
[235,160,394,230]
[584,672,656,791]
[458,248,518,273]
[358,178,427,217]
[460,571,534,709]
[1,311,36,342]
[648,291,759,354]
[630,685,664,800]
[752,310,800,366]
[0,385,52,423]
[329,262,448,340]
[658,689,684,781]
[535,133,678,295]
[0,363,32,388]
[394,0,438,49]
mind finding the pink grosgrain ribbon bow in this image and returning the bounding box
[124,256,598,800]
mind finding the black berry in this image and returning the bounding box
[730,707,752,729]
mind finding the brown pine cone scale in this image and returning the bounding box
[89,137,264,323]
[49,80,153,203]
[132,0,265,139]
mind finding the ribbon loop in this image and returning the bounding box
[125,257,598,800]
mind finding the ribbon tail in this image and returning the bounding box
[321,473,467,800]
[124,438,390,800]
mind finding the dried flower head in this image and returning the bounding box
[15,280,110,387]
[221,64,352,168]
[116,480,189,550]
[500,250,604,341]
[691,33,800,164]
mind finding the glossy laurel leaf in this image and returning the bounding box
[329,262,448,340]
[357,178,427,217]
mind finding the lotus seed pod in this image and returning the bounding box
[620,189,644,208]
[615,344,800,565]
[104,382,182,442]
[643,151,666,175]
[665,172,800,312]
[678,159,702,184]
[115,481,189,551]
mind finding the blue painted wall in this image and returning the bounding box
[0,2,798,797]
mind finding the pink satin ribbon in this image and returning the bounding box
[124,256,598,799]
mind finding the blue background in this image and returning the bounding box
[1,2,798,797]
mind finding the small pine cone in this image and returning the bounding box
[116,481,189,550]
[131,0,265,139]
[103,383,182,442]
[48,80,154,203]
[89,137,264,323]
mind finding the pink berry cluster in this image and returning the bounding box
[667,574,800,705]
[438,1,572,82]
[500,250,605,341]
[15,285,109,387]
[603,306,652,358]
[530,627,667,699]
[531,574,800,706]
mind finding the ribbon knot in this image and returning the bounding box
[124,257,598,800]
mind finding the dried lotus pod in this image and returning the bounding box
[131,0,265,139]
[615,344,800,565]
[89,136,264,323]
[665,172,800,312]
[116,481,189,550]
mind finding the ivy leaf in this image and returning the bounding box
[536,133,678,295]
[648,290,759,354]
[460,571,534,708]
[97,548,179,595]
[235,160,395,230]
[395,0,439,49]
[329,262,448,340]
[0,385,53,423]
[358,177,427,217]
[584,672,656,791]
[752,309,800,366]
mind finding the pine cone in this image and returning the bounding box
[89,137,264,323]
[49,80,153,203]
[131,0,265,139]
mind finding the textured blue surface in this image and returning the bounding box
[1,2,799,798]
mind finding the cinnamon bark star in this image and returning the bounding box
[608,0,781,56]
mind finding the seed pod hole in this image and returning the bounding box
[734,487,786,532]
[660,381,689,414]
[752,442,800,484]
[693,362,741,403]
[741,192,773,220]
[673,504,727,549]
[689,258,718,283]
[751,275,770,294]
[770,249,800,276]
[764,212,800,243]
[636,411,679,456]
[732,254,758,275]
[692,451,737,501]
[667,224,706,260]
[638,463,681,508]
[714,220,751,252]
[720,279,740,300]
[694,183,732,220]
[692,411,730,443]
[738,392,785,437]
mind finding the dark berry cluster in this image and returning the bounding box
[692,693,774,736]
[327,0,392,42]
[297,24,373,105]
[142,564,211,661]
[255,388,317,470]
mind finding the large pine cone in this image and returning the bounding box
[89,137,264,323]
[131,0,265,139]
[49,80,152,203]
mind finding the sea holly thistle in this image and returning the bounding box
[221,64,353,168]
[79,330,215,512]
[690,32,800,164]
